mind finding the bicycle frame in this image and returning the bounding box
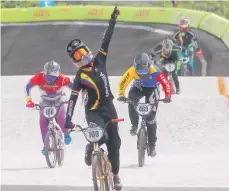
[71,118,124,191]
[34,101,68,147]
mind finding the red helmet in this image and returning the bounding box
[179,19,190,32]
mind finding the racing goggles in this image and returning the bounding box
[135,63,150,76]
[44,75,58,85]
[71,47,93,68]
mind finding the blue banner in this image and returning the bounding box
[39,0,55,7]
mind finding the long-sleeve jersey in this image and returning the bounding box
[66,19,116,121]
[25,72,73,101]
[171,30,200,51]
[118,65,172,98]
[151,42,182,64]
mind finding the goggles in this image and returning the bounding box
[135,62,150,76]
[136,68,149,75]
[44,75,58,85]
[71,47,93,68]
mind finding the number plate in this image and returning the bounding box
[43,106,57,119]
[165,63,176,72]
[84,126,104,143]
[136,103,152,116]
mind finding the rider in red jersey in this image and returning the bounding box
[25,61,73,154]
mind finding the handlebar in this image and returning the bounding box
[34,101,69,111]
[69,118,124,133]
[119,98,165,105]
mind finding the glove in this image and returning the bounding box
[195,51,201,57]
[26,100,34,108]
[117,96,127,102]
[111,6,120,20]
[65,120,74,129]
[163,96,172,103]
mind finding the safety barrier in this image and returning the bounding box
[1,6,229,48]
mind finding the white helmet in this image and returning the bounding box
[43,61,60,85]
[162,39,174,56]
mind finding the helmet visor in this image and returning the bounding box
[71,48,93,67]
[135,61,149,75]
[136,67,149,75]
[44,75,58,85]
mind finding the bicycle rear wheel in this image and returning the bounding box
[92,153,107,191]
[138,128,147,167]
[44,131,57,168]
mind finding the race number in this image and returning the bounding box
[43,106,57,119]
[165,63,176,72]
[84,126,104,143]
[136,103,152,116]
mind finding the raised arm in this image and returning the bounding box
[97,7,120,63]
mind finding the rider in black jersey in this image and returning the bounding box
[64,7,122,190]
[151,38,182,94]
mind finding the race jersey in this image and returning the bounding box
[118,65,172,97]
[25,72,73,101]
[151,42,181,64]
[171,30,200,51]
[66,19,116,121]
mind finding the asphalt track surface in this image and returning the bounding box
[1,185,229,191]
[1,22,229,76]
[1,22,229,191]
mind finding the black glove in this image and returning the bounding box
[65,119,74,129]
[111,6,120,20]
[163,96,172,103]
[117,96,127,102]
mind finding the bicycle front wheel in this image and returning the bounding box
[138,128,147,167]
[92,154,107,191]
[44,131,57,168]
[57,138,64,166]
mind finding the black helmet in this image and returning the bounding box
[134,53,151,75]
[66,38,93,68]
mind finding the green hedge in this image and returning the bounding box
[1,1,229,19]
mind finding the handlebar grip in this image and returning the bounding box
[111,118,124,123]
[157,99,165,102]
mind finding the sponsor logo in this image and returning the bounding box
[68,100,74,117]
[120,72,130,91]
[33,10,50,18]
[100,72,109,97]
[88,8,103,16]
[136,9,150,17]
[160,73,171,93]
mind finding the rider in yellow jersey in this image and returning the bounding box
[117,53,172,157]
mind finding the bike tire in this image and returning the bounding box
[44,131,57,168]
[92,154,105,191]
[57,138,64,166]
[138,128,147,167]
[103,156,113,191]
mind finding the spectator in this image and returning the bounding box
[172,0,177,7]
